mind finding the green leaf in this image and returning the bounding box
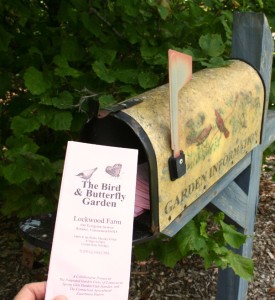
[139,8,152,19]
[8,2,30,27]
[5,135,39,158]
[189,2,204,18]
[174,224,194,256]
[133,240,156,261]
[53,55,82,78]
[140,43,168,66]
[140,44,167,65]
[35,106,54,126]
[118,85,137,95]
[31,195,53,213]
[51,160,65,174]
[99,95,115,108]
[71,0,88,10]
[1,189,55,217]
[199,34,225,57]
[81,12,104,38]
[23,67,51,95]
[226,251,254,281]
[175,220,206,256]
[2,152,55,185]
[155,240,182,268]
[89,45,116,65]
[117,0,139,17]
[28,47,44,61]
[158,6,170,20]
[157,1,171,20]
[61,37,85,61]
[58,1,77,23]
[11,115,40,135]
[140,45,158,61]
[48,111,73,131]
[92,61,115,83]
[194,209,212,224]
[220,221,246,249]
[200,221,209,239]
[116,69,139,84]
[41,91,73,109]
[201,57,230,68]
[213,211,225,223]
[138,71,159,89]
[219,11,233,40]
[1,189,31,217]
[0,25,13,51]
[25,153,55,183]
[2,158,32,184]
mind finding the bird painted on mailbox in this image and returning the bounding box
[76,168,97,180]
[215,109,230,138]
[186,124,212,146]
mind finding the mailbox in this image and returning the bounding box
[80,59,265,242]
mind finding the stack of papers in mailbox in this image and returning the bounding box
[134,163,150,217]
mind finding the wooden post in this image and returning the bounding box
[215,12,274,300]
[231,12,274,130]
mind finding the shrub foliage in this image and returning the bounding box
[0,0,274,280]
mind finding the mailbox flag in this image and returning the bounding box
[168,49,192,158]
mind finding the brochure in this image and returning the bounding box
[45,141,138,299]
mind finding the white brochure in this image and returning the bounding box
[45,141,138,300]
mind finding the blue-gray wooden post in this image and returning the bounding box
[163,12,274,300]
[214,12,274,300]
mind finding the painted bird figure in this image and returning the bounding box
[76,168,97,180]
[187,124,212,145]
[215,109,230,138]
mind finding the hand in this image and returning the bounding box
[14,282,67,300]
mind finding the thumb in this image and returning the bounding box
[52,296,68,300]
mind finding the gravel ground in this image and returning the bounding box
[0,158,274,300]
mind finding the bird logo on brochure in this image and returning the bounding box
[76,168,98,180]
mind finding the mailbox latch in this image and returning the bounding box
[169,151,186,181]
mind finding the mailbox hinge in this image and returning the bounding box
[98,98,143,118]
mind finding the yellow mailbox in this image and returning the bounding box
[80,59,265,239]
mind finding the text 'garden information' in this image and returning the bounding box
[45,141,138,300]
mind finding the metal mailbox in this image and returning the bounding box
[80,59,265,241]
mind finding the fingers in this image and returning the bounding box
[14,281,68,300]
[14,282,46,300]
[52,296,68,300]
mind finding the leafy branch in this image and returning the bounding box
[134,210,253,281]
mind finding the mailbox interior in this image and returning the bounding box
[80,112,159,244]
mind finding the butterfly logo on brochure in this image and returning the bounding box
[76,163,122,180]
[74,164,126,207]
